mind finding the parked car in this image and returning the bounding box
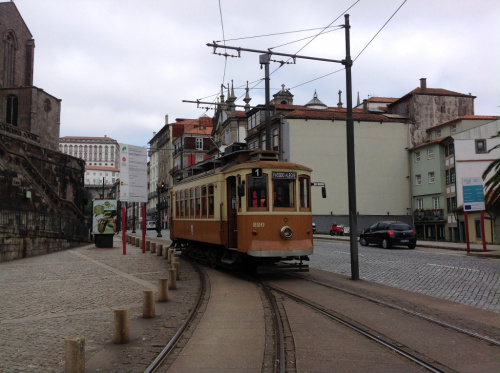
[146,221,156,230]
[329,222,345,236]
[359,221,416,249]
[312,222,317,234]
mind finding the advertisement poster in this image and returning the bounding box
[92,199,118,235]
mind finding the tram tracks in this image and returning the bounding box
[261,273,500,373]
[289,273,500,347]
[144,259,208,373]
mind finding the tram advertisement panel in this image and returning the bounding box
[92,199,118,234]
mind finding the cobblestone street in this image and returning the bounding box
[0,237,198,372]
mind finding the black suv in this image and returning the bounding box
[359,221,416,249]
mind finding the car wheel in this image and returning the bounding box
[408,244,416,249]
[359,237,368,246]
[382,239,390,249]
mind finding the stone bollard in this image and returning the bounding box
[168,248,174,263]
[162,245,168,259]
[173,260,180,280]
[65,335,85,373]
[158,278,169,302]
[114,308,130,344]
[143,289,155,318]
[135,237,140,247]
[150,241,155,253]
[168,268,177,290]
[156,244,163,256]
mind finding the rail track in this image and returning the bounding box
[289,273,500,347]
[144,257,207,373]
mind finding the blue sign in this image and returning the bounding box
[462,177,485,211]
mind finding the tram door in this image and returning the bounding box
[226,176,238,248]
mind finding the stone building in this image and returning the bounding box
[0,2,86,261]
[388,78,475,147]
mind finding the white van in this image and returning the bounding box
[146,221,156,230]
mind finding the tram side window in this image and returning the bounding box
[184,190,189,218]
[208,184,215,217]
[189,188,195,218]
[248,174,268,210]
[176,191,180,217]
[180,190,185,217]
[299,175,311,211]
[195,187,201,217]
[201,185,208,217]
[273,179,295,209]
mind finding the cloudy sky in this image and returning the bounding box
[14,0,500,148]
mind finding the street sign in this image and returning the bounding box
[462,177,485,211]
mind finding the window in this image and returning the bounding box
[450,167,455,183]
[428,172,435,184]
[417,198,423,210]
[427,148,434,159]
[433,197,440,209]
[208,185,215,217]
[201,186,207,217]
[299,175,311,210]
[273,178,295,209]
[475,139,487,153]
[451,124,457,133]
[6,95,18,126]
[261,133,266,150]
[446,169,450,185]
[446,197,457,213]
[248,174,268,210]
[195,187,201,217]
[415,174,421,186]
[272,128,279,150]
[196,138,203,150]
[415,151,420,162]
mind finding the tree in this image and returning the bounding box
[482,132,500,211]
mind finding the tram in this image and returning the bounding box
[169,145,320,272]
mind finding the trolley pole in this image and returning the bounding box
[343,14,359,280]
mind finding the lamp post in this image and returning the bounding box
[156,183,162,237]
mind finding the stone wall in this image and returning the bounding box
[0,226,89,262]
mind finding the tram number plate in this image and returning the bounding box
[252,168,263,178]
[272,172,297,179]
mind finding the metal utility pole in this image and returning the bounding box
[260,54,272,150]
[343,14,359,280]
[207,14,360,280]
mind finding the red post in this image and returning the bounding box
[480,210,487,252]
[121,207,126,255]
[464,212,470,253]
[142,204,146,253]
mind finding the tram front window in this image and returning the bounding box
[273,179,294,208]
[248,174,268,209]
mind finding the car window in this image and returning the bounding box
[369,222,378,230]
[389,223,411,231]
[378,223,388,230]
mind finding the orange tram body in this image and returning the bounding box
[169,148,315,273]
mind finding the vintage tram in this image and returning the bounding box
[169,146,319,272]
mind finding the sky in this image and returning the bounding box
[13,0,500,148]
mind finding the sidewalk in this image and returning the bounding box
[313,233,500,259]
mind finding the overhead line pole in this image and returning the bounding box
[207,14,360,280]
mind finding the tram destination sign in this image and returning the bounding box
[272,171,297,179]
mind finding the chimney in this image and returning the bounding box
[420,78,427,92]
[363,99,368,113]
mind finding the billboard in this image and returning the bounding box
[462,177,485,212]
[92,199,118,234]
[119,143,148,202]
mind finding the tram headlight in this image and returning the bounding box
[280,226,293,239]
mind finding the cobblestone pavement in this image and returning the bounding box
[0,235,199,373]
[310,239,500,313]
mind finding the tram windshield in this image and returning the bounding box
[248,174,268,209]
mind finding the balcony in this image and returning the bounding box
[414,209,444,222]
